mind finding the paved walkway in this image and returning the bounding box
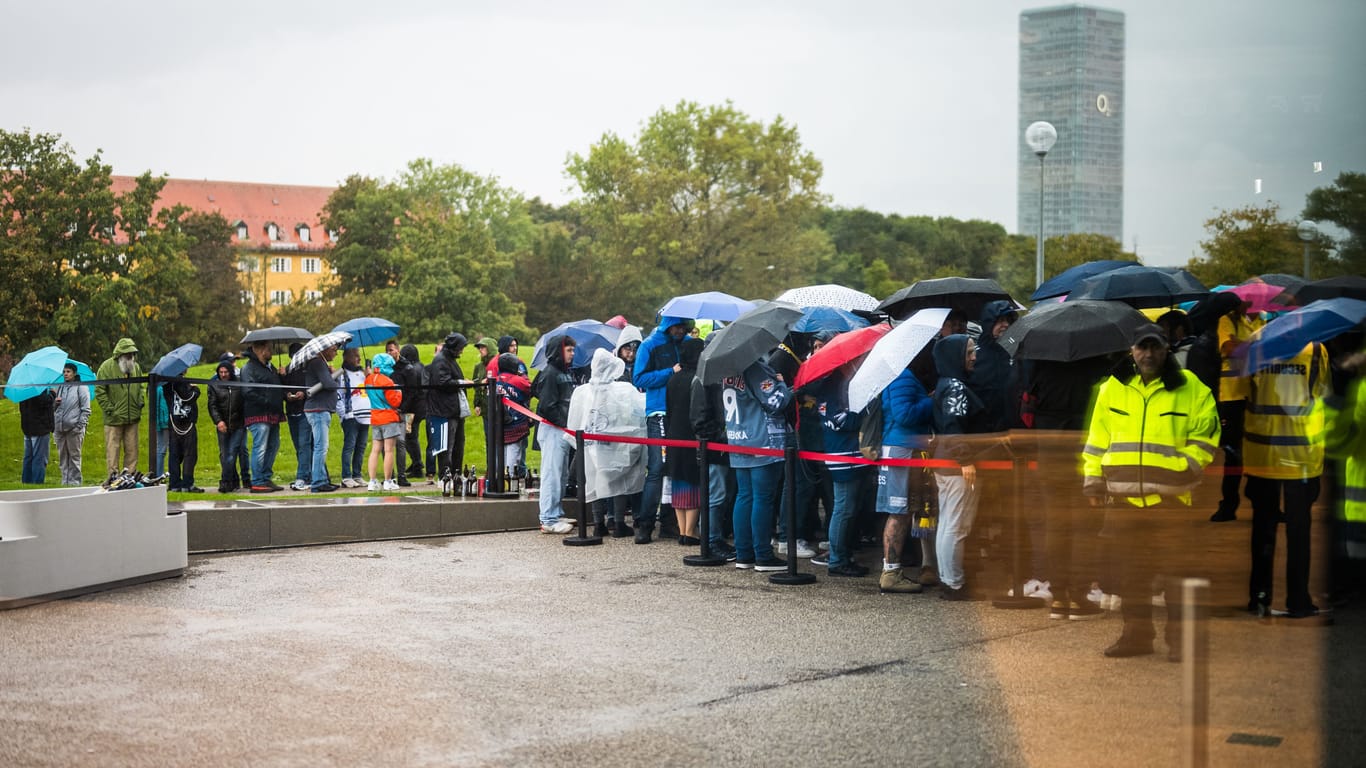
[2,512,1362,767]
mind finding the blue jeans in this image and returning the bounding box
[538,428,570,526]
[217,428,246,489]
[829,477,859,568]
[306,411,333,489]
[247,421,280,488]
[287,412,312,484]
[707,463,729,547]
[341,418,367,480]
[154,428,169,477]
[733,461,781,562]
[637,414,666,529]
[22,434,50,484]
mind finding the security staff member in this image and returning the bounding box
[1324,348,1366,592]
[1083,324,1221,660]
[1244,342,1329,619]
[1211,306,1262,522]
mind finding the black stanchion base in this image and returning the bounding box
[769,572,817,586]
[683,554,727,567]
[481,491,519,500]
[992,595,1044,610]
[563,536,603,547]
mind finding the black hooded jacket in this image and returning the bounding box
[533,334,576,447]
[426,336,466,418]
[208,361,245,430]
[932,334,989,470]
[396,344,427,417]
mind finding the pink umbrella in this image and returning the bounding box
[1226,282,1293,314]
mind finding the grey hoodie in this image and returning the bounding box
[53,380,91,433]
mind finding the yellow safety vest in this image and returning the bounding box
[1217,314,1259,402]
[1324,371,1366,529]
[1242,342,1328,480]
[1084,368,1221,508]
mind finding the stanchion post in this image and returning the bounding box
[482,380,517,499]
[993,456,1038,609]
[146,372,159,478]
[1181,577,1210,768]
[770,445,815,585]
[684,439,725,567]
[564,429,602,546]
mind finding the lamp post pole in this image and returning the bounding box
[1297,220,1318,281]
[1025,121,1058,289]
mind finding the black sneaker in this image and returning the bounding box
[735,559,755,570]
[753,557,787,572]
[396,477,412,487]
[634,527,654,545]
[1209,510,1237,523]
[711,543,738,562]
[810,555,830,567]
[828,562,869,577]
[939,586,971,601]
[311,483,339,493]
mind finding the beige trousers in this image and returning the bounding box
[104,423,139,476]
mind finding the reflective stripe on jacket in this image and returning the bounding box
[1243,342,1328,480]
[1083,367,1220,508]
[1324,372,1366,534]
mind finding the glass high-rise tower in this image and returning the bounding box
[1018,5,1125,242]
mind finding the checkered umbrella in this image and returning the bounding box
[286,331,352,373]
[775,284,879,312]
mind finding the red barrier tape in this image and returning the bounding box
[502,397,1240,476]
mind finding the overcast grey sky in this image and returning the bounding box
[4,0,1363,267]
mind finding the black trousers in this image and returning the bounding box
[1217,401,1245,515]
[168,428,198,489]
[1246,475,1319,613]
[1106,503,1190,646]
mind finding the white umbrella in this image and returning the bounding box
[846,308,951,413]
[775,284,880,312]
[286,331,352,373]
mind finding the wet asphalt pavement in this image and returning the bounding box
[2,523,1363,767]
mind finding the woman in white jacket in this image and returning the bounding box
[52,363,91,485]
[565,348,647,538]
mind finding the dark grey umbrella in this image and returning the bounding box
[877,277,1013,320]
[697,301,803,383]
[1279,275,1366,304]
[998,300,1148,362]
[240,326,314,345]
[1066,265,1208,308]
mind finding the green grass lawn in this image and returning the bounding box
[0,344,542,497]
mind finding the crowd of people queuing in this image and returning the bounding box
[10,281,1365,660]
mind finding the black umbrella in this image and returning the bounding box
[1278,275,1366,305]
[999,300,1148,362]
[1066,265,1208,308]
[877,277,1013,320]
[697,301,803,383]
[240,326,314,345]
[1253,273,1305,288]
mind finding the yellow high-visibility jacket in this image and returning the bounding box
[1324,369,1366,536]
[1217,314,1260,402]
[1243,342,1328,480]
[1083,362,1221,508]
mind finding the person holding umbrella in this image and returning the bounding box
[241,340,285,493]
[302,340,341,493]
[166,378,203,492]
[932,334,991,600]
[534,334,578,535]
[19,384,56,484]
[52,362,91,485]
[95,338,145,477]
[723,357,794,572]
[633,315,694,542]
[208,356,248,493]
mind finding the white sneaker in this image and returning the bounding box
[341,478,359,488]
[382,480,399,491]
[818,540,831,551]
[366,479,379,492]
[289,479,308,491]
[557,517,577,525]
[540,521,573,534]
[795,539,816,558]
[1087,586,1106,604]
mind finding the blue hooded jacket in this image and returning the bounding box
[881,366,933,449]
[633,315,693,414]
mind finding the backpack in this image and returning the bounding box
[858,396,883,461]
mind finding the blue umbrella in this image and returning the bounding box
[5,345,68,403]
[531,320,621,369]
[1031,260,1135,301]
[792,306,870,334]
[659,291,756,322]
[150,343,203,377]
[1067,265,1208,308]
[1246,298,1366,366]
[332,317,401,349]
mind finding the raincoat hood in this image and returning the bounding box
[590,347,625,383]
[498,335,517,354]
[216,360,236,380]
[371,353,395,375]
[615,325,643,353]
[112,337,138,356]
[443,333,467,357]
[545,334,571,369]
[654,315,695,337]
[934,334,972,380]
[679,337,704,369]
[475,337,498,355]
[978,300,1019,341]
[399,344,421,364]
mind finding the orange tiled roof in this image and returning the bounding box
[110,176,336,252]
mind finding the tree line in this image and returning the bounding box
[3,102,1363,372]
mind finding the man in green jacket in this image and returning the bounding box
[95,337,146,476]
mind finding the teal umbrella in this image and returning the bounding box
[5,345,68,403]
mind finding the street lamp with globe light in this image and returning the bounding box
[1025,121,1058,289]
[1297,220,1318,280]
